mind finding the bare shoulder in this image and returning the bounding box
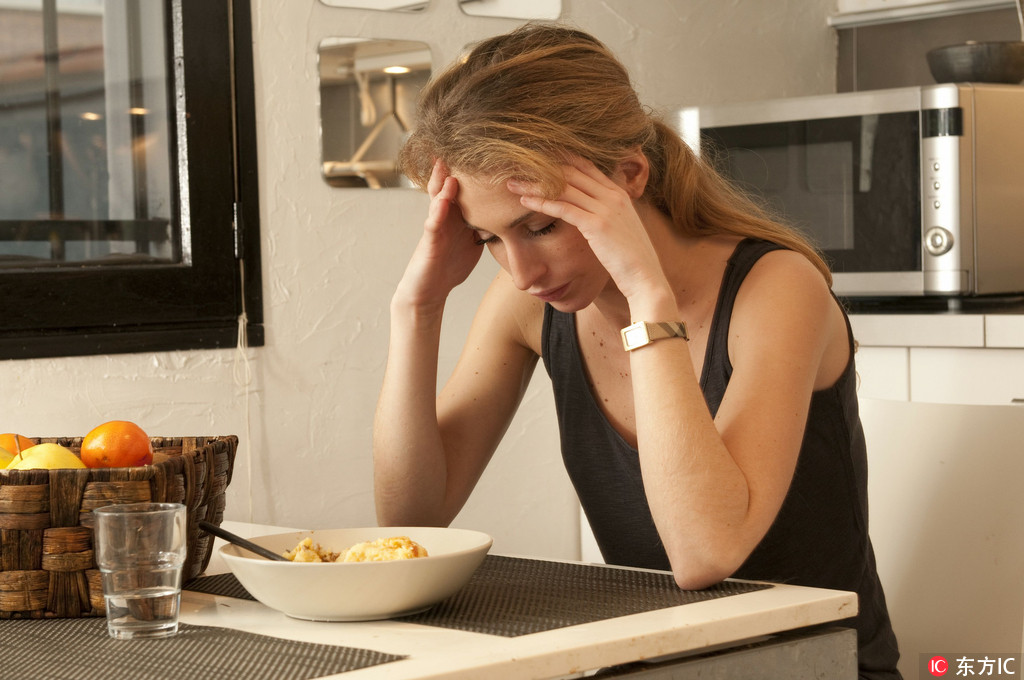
[736,247,834,313]
[475,269,546,356]
[730,247,848,386]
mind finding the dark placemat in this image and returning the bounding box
[181,556,773,639]
[0,618,403,680]
[400,554,773,636]
[185,572,256,601]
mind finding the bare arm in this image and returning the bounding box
[373,161,539,527]
[374,272,539,527]
[627,253,843,588]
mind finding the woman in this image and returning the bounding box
[373,23,901,679]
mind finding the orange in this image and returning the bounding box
[80,420,154,469]
[0,433,36,455]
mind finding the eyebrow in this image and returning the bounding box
[464,210,537,234]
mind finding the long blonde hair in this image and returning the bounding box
[399,23,831,284]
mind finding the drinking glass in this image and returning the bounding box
[94,502,187,639]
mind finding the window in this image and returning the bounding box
[0,0,262,359]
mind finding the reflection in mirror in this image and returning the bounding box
[0,0,178,267]
[318,0,561,20]
[319,39,429,189]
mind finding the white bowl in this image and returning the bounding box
[218,526,492,621]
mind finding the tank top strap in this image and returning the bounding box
[699,238,787,416]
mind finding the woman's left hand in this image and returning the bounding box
[509,157,671,305]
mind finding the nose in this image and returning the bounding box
[503,242,546,291]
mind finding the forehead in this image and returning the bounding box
[452,174,531,231]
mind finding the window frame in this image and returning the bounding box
[0,0,263,360]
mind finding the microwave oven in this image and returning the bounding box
[677,83,1024,298]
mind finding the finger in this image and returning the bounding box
[562,162,621,198]
[438,175,459,202]
[505,177,543,198]
[504,162,610,198]
[506,178,597,220]
[517,193,585,228]
[427,176,458,219]
[424,195,449,233]
[426,159,448,197]
[425,177,461,234]
[528,176,612,224]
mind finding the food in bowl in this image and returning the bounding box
[218,526,492,621]
[342,536,428,561]
[283,537,339,562]
[282,535,428,562]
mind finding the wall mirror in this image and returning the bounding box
[318,0,561,20]
[317,0,561,189]
[318,38,429,188]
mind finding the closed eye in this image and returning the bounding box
[528,222,556,238]
[473,222,556,246]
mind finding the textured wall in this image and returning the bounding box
[0,0,836,560]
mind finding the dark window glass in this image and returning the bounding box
[0,0,262,359]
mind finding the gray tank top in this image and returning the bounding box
[540,238,901,679]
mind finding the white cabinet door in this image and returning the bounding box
[854,347,910,401]
[860,398,1024,679]
[910,348,1024,405]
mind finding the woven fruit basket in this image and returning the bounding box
[0,435,237,619]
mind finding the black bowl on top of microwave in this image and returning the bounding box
[927,41,1024,84]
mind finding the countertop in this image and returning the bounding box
[180,521,859,680]
[847,300,1024,348]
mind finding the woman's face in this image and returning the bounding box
[453,173,610,312]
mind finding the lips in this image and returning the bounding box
[533,283,569,303]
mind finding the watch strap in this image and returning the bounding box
[620,321,689,351]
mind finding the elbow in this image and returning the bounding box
[670,566,732,591]
[666,546,748,591]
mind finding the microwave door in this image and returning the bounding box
[701,110,924,296]
[859,115,877,194]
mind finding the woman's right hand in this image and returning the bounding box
[394,160,484,312]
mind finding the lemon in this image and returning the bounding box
[7,443,86,470]
[0,446,15,469]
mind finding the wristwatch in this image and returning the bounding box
[620,321,689,351]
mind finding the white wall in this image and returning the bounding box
[0,0,837,561]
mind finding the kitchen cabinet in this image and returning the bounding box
[910,347,1024,405]
[852,313,1024,679]
[851,313,1024,405]
[854,347,910,401]
[860,397,1024,679]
